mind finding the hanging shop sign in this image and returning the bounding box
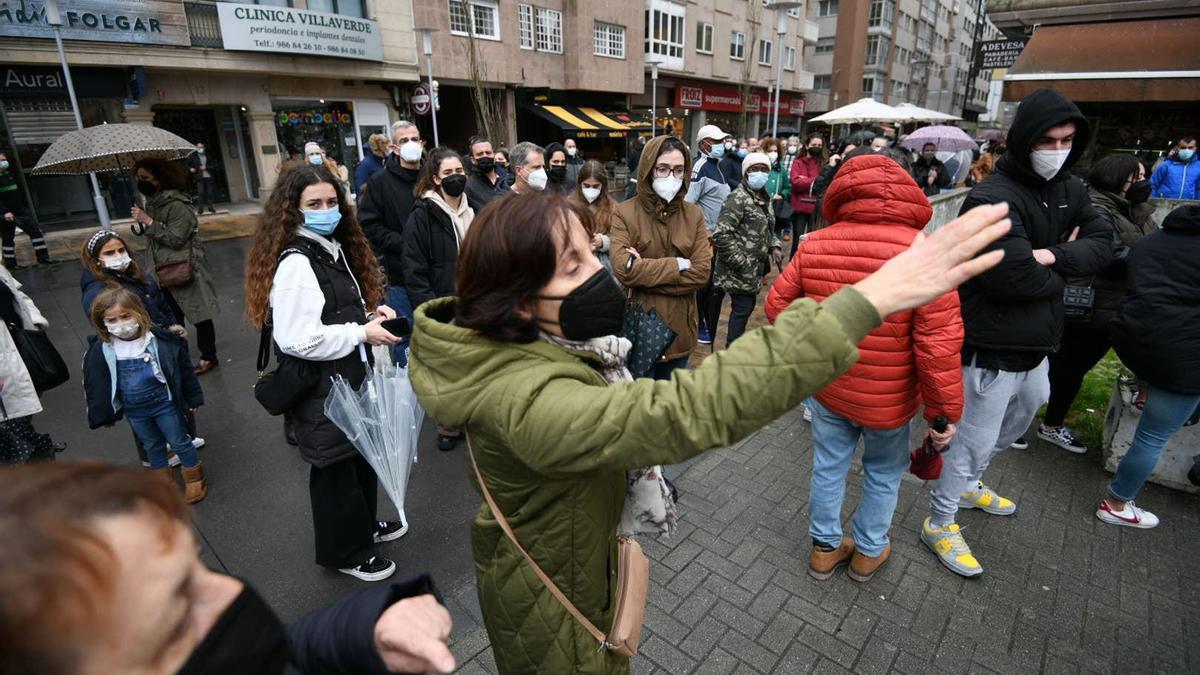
[410,83,431,116]
[675,84,768,114]
[217,3,383,62]
[975,38,1027,70]
[0,0,189,46]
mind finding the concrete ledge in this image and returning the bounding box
[1102,380,1199,495]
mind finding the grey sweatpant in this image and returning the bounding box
[929,357,1049,526]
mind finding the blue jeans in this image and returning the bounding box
[807,398,912,556]
[118,358,197,469]
[1109,384,1200,502]
[386,285,414,367]
[651,356,689,381]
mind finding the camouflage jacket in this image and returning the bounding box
[713,184,782,295]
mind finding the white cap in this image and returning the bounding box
[304,142,322,155]
[742,152,771,174]
[696,124,730,143]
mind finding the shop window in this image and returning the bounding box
[696,22,713,54]
[784,46,796,71]
[535,7,562,53]
[518,4,534,49]
[644,0,685,69]
[305,0,364,17]
[594,22,625,59]
[814,37,835,54]
[814,74,832,90]
[758,39,772,66]
[448,0,500,40]
[818,0,838,18]
[730,31,745,60]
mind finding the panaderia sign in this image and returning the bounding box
[217,3,383,62]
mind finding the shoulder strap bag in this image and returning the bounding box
[252,247,320,415]
[466,434,649,657]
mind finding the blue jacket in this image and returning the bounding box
[685,152,732,231]
[1150,154,1200,200]
[354,143,387,196]
[82,327,203,429]
[80,268,179,328]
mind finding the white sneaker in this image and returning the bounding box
[1037,424,1087,454]
[802,405,813,423]
[192,436,206,449]
[1096,500,1159,529]
[338,555,397,581]
[167,451,181,467]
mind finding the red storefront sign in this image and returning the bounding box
[675,83,805,116]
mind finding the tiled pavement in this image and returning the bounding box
[447,277,1200,674]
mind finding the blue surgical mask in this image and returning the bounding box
[308,154,323,166]
[709,143,725,158]
[1180,148,1196,162]
[737,149,747,159]
[0,161,9,170]
[302,206,341,235]
[746,171,769,190]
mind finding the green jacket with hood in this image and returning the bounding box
[408,287,881,674]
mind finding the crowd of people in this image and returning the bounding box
[0,86,1198,674]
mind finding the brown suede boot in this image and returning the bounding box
[808,537,855,580]
[181,464,207,504]
[150,467,175,486]
[848,544,891,583]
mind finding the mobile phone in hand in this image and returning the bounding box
[381,317,410,338]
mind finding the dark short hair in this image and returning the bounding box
[922,142,938,151]
[1087,153,1144,194]
[135,158,187,191]
[467,136,491,156]
[456,193,594,343]
[1179,136,1197,145]
[805,132,825,144]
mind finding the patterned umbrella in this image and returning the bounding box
[30,123,196,176]
[899,125,978,153]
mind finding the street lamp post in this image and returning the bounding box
[44,0,110,229]
[765,3,804,139]
[646,57,664,136]
[415,28,440,146]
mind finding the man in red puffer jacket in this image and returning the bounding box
[765,149,964,583]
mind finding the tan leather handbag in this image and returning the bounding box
[467,435,649,657]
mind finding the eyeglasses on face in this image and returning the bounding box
[653,164,686,178]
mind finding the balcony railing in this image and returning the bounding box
[802,20,820,44]
[185,2,223,49]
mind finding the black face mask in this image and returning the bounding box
[536,268,625,341]
[1126,179,1152,204]
[176,583,288,675]
[475,157,495,175]
[441,174,468,198]
[548,166,568,182]
[137,179,158,198]
[806,147,822,157]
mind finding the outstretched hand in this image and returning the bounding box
[373,594,456,673]
[853,202,1011,317]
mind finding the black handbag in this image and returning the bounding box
[1062,284,1096,323]
[253,321,319,416]
[770,173,794,221]
[621,302,677,379]
[0,280,68,393]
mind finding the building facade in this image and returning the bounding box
[0,0,419,228]
[803,0,998,122]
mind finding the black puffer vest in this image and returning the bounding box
[281,236,371,467]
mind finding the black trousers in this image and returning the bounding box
[164,290,218,362]
[309,453,378,569]
[1,215,49,266]
[790,212,812,258]
[1045,321,1113,427]
[706,289,756,348]
[195,176,215,212]
[695,265,716,334]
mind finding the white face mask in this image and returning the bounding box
[105,319,140,340]
[581,186,602,203]
[652,175,683,203]
[525,167,548,191]
[1030,148,1071,181]
[767,151,779,164]
[566,147,577,157]
[399,140,423,163]
[787,145,798,155]
[102,253,132,272]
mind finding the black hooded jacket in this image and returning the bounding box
[358,155,421,285]
[957,88,1113,370]
[1110,205,1200,395]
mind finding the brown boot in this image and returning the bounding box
[848,544,891,583]
[150,467,175,486]
[808,538,855,580]
[181,464,207,504]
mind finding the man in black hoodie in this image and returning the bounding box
[921,89,1113,578]
[358,120,424,366]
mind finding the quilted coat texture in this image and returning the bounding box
[713,184,783,295]
[765,154,964,429]
[408,287,881,674]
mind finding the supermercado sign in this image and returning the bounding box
[216,4,382,62]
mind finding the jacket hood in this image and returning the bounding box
[635,135,692,214]
[821,154,932,229]
[1162,204,1200,233]
[384,154,421,181]
[1000,88,1091,183]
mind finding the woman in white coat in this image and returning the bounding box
[0,264,63,463]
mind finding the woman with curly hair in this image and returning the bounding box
[130,158,221,375]
[244,162,404,581]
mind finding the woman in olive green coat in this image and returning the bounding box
[408,189,1010,674]
[131,158,221,374]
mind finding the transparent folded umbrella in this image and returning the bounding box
[325,345,425,524]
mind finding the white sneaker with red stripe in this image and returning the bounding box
[1095,500,1160,529]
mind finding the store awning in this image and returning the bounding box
[525,105,630,137]
[1003,18,1200,102]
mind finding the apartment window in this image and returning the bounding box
[865,35,890,67]
[814,74,832,91]
[894,46,910,66]
[892,79,907,98]
[814,37,835,54]
[758,39,772,66]
[730,31,745,60]
[862,74,884,98]
[784,45,796,71]
[900,12,916,33]
[534,7,563,53]
[818,0,838,18]
[518,4,534,49]
[695,22,713,54]
[645,1,685,65]
[867,0,895,31]
[594,22,626,58]
[305,0,364,16]
[449,0,500,40]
